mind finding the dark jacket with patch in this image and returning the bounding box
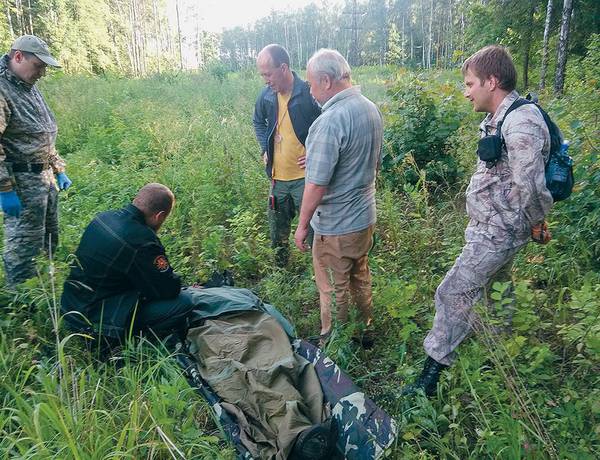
[252,71,321,179]
[61,204,181,337]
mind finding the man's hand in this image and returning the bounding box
[531,220,552,244]
[297,155,306,169]
[0,190,21,218]
[295,225,310,252]
[56,172,72,190]
[263,152,268,165]
[295,182,327,252]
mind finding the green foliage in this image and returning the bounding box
[1,59,599,458]
[541,37,600,273]
[386,23,405,66]
[556,282,600,362]
[226,208,271,279]
[383,72,467,190]
[207,62,229,83]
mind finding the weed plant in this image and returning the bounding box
[0,38,599,458]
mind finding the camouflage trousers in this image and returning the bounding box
[423,221,528,366]
[2,170,59,287]
[268,178,313,267]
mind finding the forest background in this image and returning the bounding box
[0,0,599,458]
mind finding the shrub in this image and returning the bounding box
[382,72,466,191]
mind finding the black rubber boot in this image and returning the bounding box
[352,327,375,349]
[274,245,290,268]
[401,356,448,397]
[290,418,338,460]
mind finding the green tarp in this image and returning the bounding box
[188,310,324,459]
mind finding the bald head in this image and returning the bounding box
[133,183,175,231]
[258,44,290,68]
[256,44,294,95]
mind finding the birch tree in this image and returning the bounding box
[539,0,553,90]
[554,0,573,94]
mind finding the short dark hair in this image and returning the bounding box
[133,183,175,215]
[8,49,35,60]
[263,44,290,68]
[462,45,517,91]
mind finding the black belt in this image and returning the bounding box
[10,162,49,173]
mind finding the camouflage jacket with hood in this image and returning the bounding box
[0,54,65,192]
[466,90,553,239]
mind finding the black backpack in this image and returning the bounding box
[477,94,574,202]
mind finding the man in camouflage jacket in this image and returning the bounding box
[0,35,72,287]
[403,45,554,397]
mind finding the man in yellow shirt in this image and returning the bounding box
[253,44,321,267]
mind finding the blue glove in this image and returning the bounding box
[56,172,72,190]
[0,190,22,218]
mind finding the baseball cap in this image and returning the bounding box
[11,35,60,68]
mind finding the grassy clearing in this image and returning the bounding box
[0,63,598,458]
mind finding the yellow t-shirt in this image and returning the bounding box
[272,92,306,181]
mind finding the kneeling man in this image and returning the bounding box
[61,183,194,341]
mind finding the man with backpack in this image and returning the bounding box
[403,45,555,397]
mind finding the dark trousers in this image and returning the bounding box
[133,289,196,337]
[268,178,314,267]
[69,289,196,358]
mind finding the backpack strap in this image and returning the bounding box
[498,97,562,168]
[495,98,533,140]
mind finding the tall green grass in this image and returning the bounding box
[0,62,598,458]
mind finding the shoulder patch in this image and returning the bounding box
[153,255,170,272]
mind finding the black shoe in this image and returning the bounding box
[274,248,289,268]
[221,270,234,286]
[201,270,235,288]
[352,328,375,349]
[401,356,448,397]
[290,418,338,460]
[306,331,331,348]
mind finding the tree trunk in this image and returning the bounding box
[175,0,184,70]
[449,0,454,67]
[461,12,465,53]
[26,0,33,34]
[5,0,15,40]
[420,0,425,67]
[554,0,573,94]
[401,14,406,65]
[427,0,433,68]
[294,17,301,69]
[152,0,162,73]
[137,0,148,75]
[14,0,24,35]
[380,4,387,66]
[539,0,553,90]
[196,8,202,70]
[129,0,139,76]
[122,0,136,76]
[521,0,536,89]
[109,0,125,73]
